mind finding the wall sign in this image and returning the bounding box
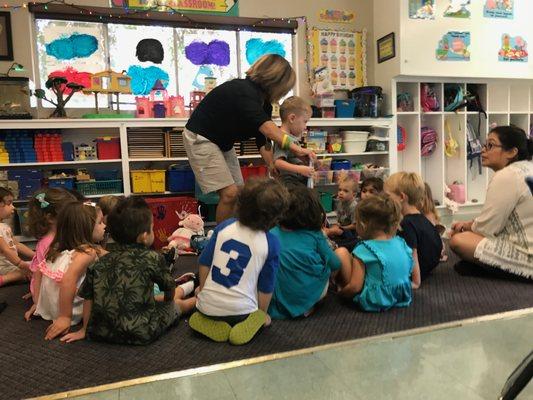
[444,0,471,18]
[436,31,471,61]
[484,0,513,19]
[409,0,435,20]
[111,0,239,16]
[499,34,528,62]
[0,11,13,61]
[377,32,395,64]
[318,9,356,24]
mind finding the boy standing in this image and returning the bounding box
[63,197,196,345]
[273,96,314,186]
[190,178,289,345]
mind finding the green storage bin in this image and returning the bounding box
[76,180,123,196]
[319,192,333,213]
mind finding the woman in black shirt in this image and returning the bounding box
[184,54,315,223]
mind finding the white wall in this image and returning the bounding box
[399,0,533,79]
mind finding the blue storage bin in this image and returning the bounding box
[48,177,75,190]
[93,169,120,181]
[62,142,75,161]
[8,169,43,180]
[19,179,42,198]
[334,99,356,118]
[168,168,195,192]
[331,159,352,170]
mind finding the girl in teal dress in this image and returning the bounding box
[336,194,416,312]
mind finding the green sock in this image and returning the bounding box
[229,310,266,346]
[189,312,231,343]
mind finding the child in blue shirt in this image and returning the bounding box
[190,178,289,345]
[336,194,416,312]
[269,185,351,319]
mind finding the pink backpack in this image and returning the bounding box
[421,127,437,156]
[421,84,440,112]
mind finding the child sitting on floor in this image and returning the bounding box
[336,194,417,311]
[384,172,443,283]
[324,177,359,251]
[273,96,314,186]
[190,178,289,345]
[24,188,77,320]
[97,195,121,249]
[37,201,106,340]
[62,196,197,345]
[359,177,384,200]
[268,185,351,319]
[0,188,35,288]
[420,183,447,262]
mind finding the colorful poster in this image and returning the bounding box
[409,0,436,20]
[110,0,239,16]
[444,0,471,18]
[499,34,528,62]
[436,31,471,61]
[310,28,366,90]
[484,0,513,19]
[318,9,356,24]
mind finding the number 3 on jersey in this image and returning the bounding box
[211,239,252,288]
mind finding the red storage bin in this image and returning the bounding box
[240,165,268,181]
[145,196,198,249]
[95,137,120,160]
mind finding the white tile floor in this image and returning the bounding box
[70,311,533,400]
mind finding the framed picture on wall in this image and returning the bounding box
[377,32,395,64]
[0,12,14,61]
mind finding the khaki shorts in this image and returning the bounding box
[183,129,244,194]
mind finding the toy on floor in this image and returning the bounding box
[167,213,205,255]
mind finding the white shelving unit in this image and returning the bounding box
[0,117,395,200]
[394,79,533,211]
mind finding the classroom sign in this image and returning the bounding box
[436,31,471,61]
[499,34,528,62]
[111,0,239,16]
[484,0,513,19]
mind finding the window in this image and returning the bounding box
[108,23,176,109]
[35,19,107,108]
[176,28,238,105]
[35,20,295,110]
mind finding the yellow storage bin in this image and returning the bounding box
[131,170,166,193]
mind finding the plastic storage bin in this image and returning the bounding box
[145,196,198,249]
[241,165,268,181]
[131,170,166,193]
[333,169,361,184]
[331,160,352,171]
[48,176,75,190]
[93,169,120,181]
[334,99,356,118]
[314,170,334,185]
[95,137,120,160]
[76,180,123,196]
[319,192,333,213]
[343,139,367,153]
[168,168,195,192]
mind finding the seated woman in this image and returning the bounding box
[450,126,533,280]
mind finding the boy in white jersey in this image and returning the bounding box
[189,178,289,345]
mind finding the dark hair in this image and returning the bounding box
[97,195,121,217]
[67,189,86,202]
[47,202,99,262]
[361,177,384,193]
[27,188,77,239]
[236,177,289,231]
[355,193,402,239]
[491,125,533,163]
[0,187,13,203]
[108,196,152,244]
[279,185,324,231]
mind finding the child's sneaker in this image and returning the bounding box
[189,311,231,342]
[228,310,266,346]
[175,272,199,288]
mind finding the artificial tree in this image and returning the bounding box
[33,77,84,118]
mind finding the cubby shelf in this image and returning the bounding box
[394,79,533,214]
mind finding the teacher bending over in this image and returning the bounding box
[450,125,533,279]
[184,54,315,223]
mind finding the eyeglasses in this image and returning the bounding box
[482,142,503,151]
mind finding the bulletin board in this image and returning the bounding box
[310,28,367,90]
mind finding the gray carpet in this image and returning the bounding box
[0,252,532,399]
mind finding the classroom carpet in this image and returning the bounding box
[0,252,532,399]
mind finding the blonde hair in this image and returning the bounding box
[355,193,402,239]
[385,172,425,207]
[420,183,440,224]
[280,96,312,121]
[339,176,358,193]
[246,54,296,103]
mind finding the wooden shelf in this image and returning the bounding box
[0,159,122,167]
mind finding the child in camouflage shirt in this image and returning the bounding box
[62,197,196,345]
